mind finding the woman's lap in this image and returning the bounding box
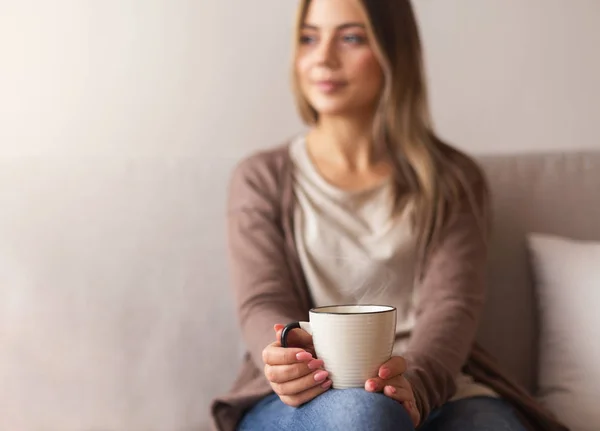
[238,390,527,431]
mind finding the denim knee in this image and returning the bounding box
[303,388,414,431]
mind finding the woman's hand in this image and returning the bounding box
[365,356,421,427]
[261,324,332,407]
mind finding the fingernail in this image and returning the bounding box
[296,352,313,361]
[321,379,333,389]
[314,371,328,382]
[386,385,397,394]
[367,380,377,391]
[379,367,391,379]
[307,359,324,370]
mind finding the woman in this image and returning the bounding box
[211,0,568,430]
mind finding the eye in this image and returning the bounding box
[300,35,317,45]
[342,34,366,44]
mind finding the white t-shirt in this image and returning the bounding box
[290,135,498,401]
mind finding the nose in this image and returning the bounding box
[314,36,339,68]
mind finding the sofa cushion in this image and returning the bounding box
[476,151,600,394]
[527,233,600,431]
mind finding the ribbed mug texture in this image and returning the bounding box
[309,305,396,389]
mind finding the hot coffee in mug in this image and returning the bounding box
[281,304,397,389]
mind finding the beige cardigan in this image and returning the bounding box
[210,142,568,431]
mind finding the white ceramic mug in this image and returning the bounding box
[281,304,397,389]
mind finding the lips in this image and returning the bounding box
[314,80,347,93]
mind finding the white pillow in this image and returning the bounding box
[527,233,600,431]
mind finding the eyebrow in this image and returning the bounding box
[301,23,366,31]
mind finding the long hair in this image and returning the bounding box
[291,0,490,274]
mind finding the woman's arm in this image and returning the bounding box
[227,155,307,369]
[402,177,491,421]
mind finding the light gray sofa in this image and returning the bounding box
[0,150,598,430]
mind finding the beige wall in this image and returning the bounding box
[415,0,600,155]
[1,1,599,158]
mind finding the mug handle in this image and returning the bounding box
[280,321,312,348]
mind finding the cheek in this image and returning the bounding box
[350,51,383,84]
[295,55,311,84]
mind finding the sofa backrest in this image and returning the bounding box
[476,150,600,393]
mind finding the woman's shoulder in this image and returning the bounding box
[231,140,292,183]
[440,142,486,183]
[433,140,491,234]
[437,140,489,199]
[227,137,295,210]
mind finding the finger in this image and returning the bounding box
[275,328,316,357]
[365,375,410,393]
[264,359,325,384]
[274,324,285,332]
[262,342,312,366]
[279,378,333,407]
[378,356,407,379]
[380,383,414,403]
[272,368,330,396]
[366,376,413,400]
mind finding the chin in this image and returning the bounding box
[308,98,356,117]
[306,93,375,119]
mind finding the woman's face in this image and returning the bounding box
[296,0,384,120]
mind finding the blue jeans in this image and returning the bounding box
[238,389,527,431]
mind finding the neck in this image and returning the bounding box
[308,114,382,171]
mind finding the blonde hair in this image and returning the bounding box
[291,0,490,273]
